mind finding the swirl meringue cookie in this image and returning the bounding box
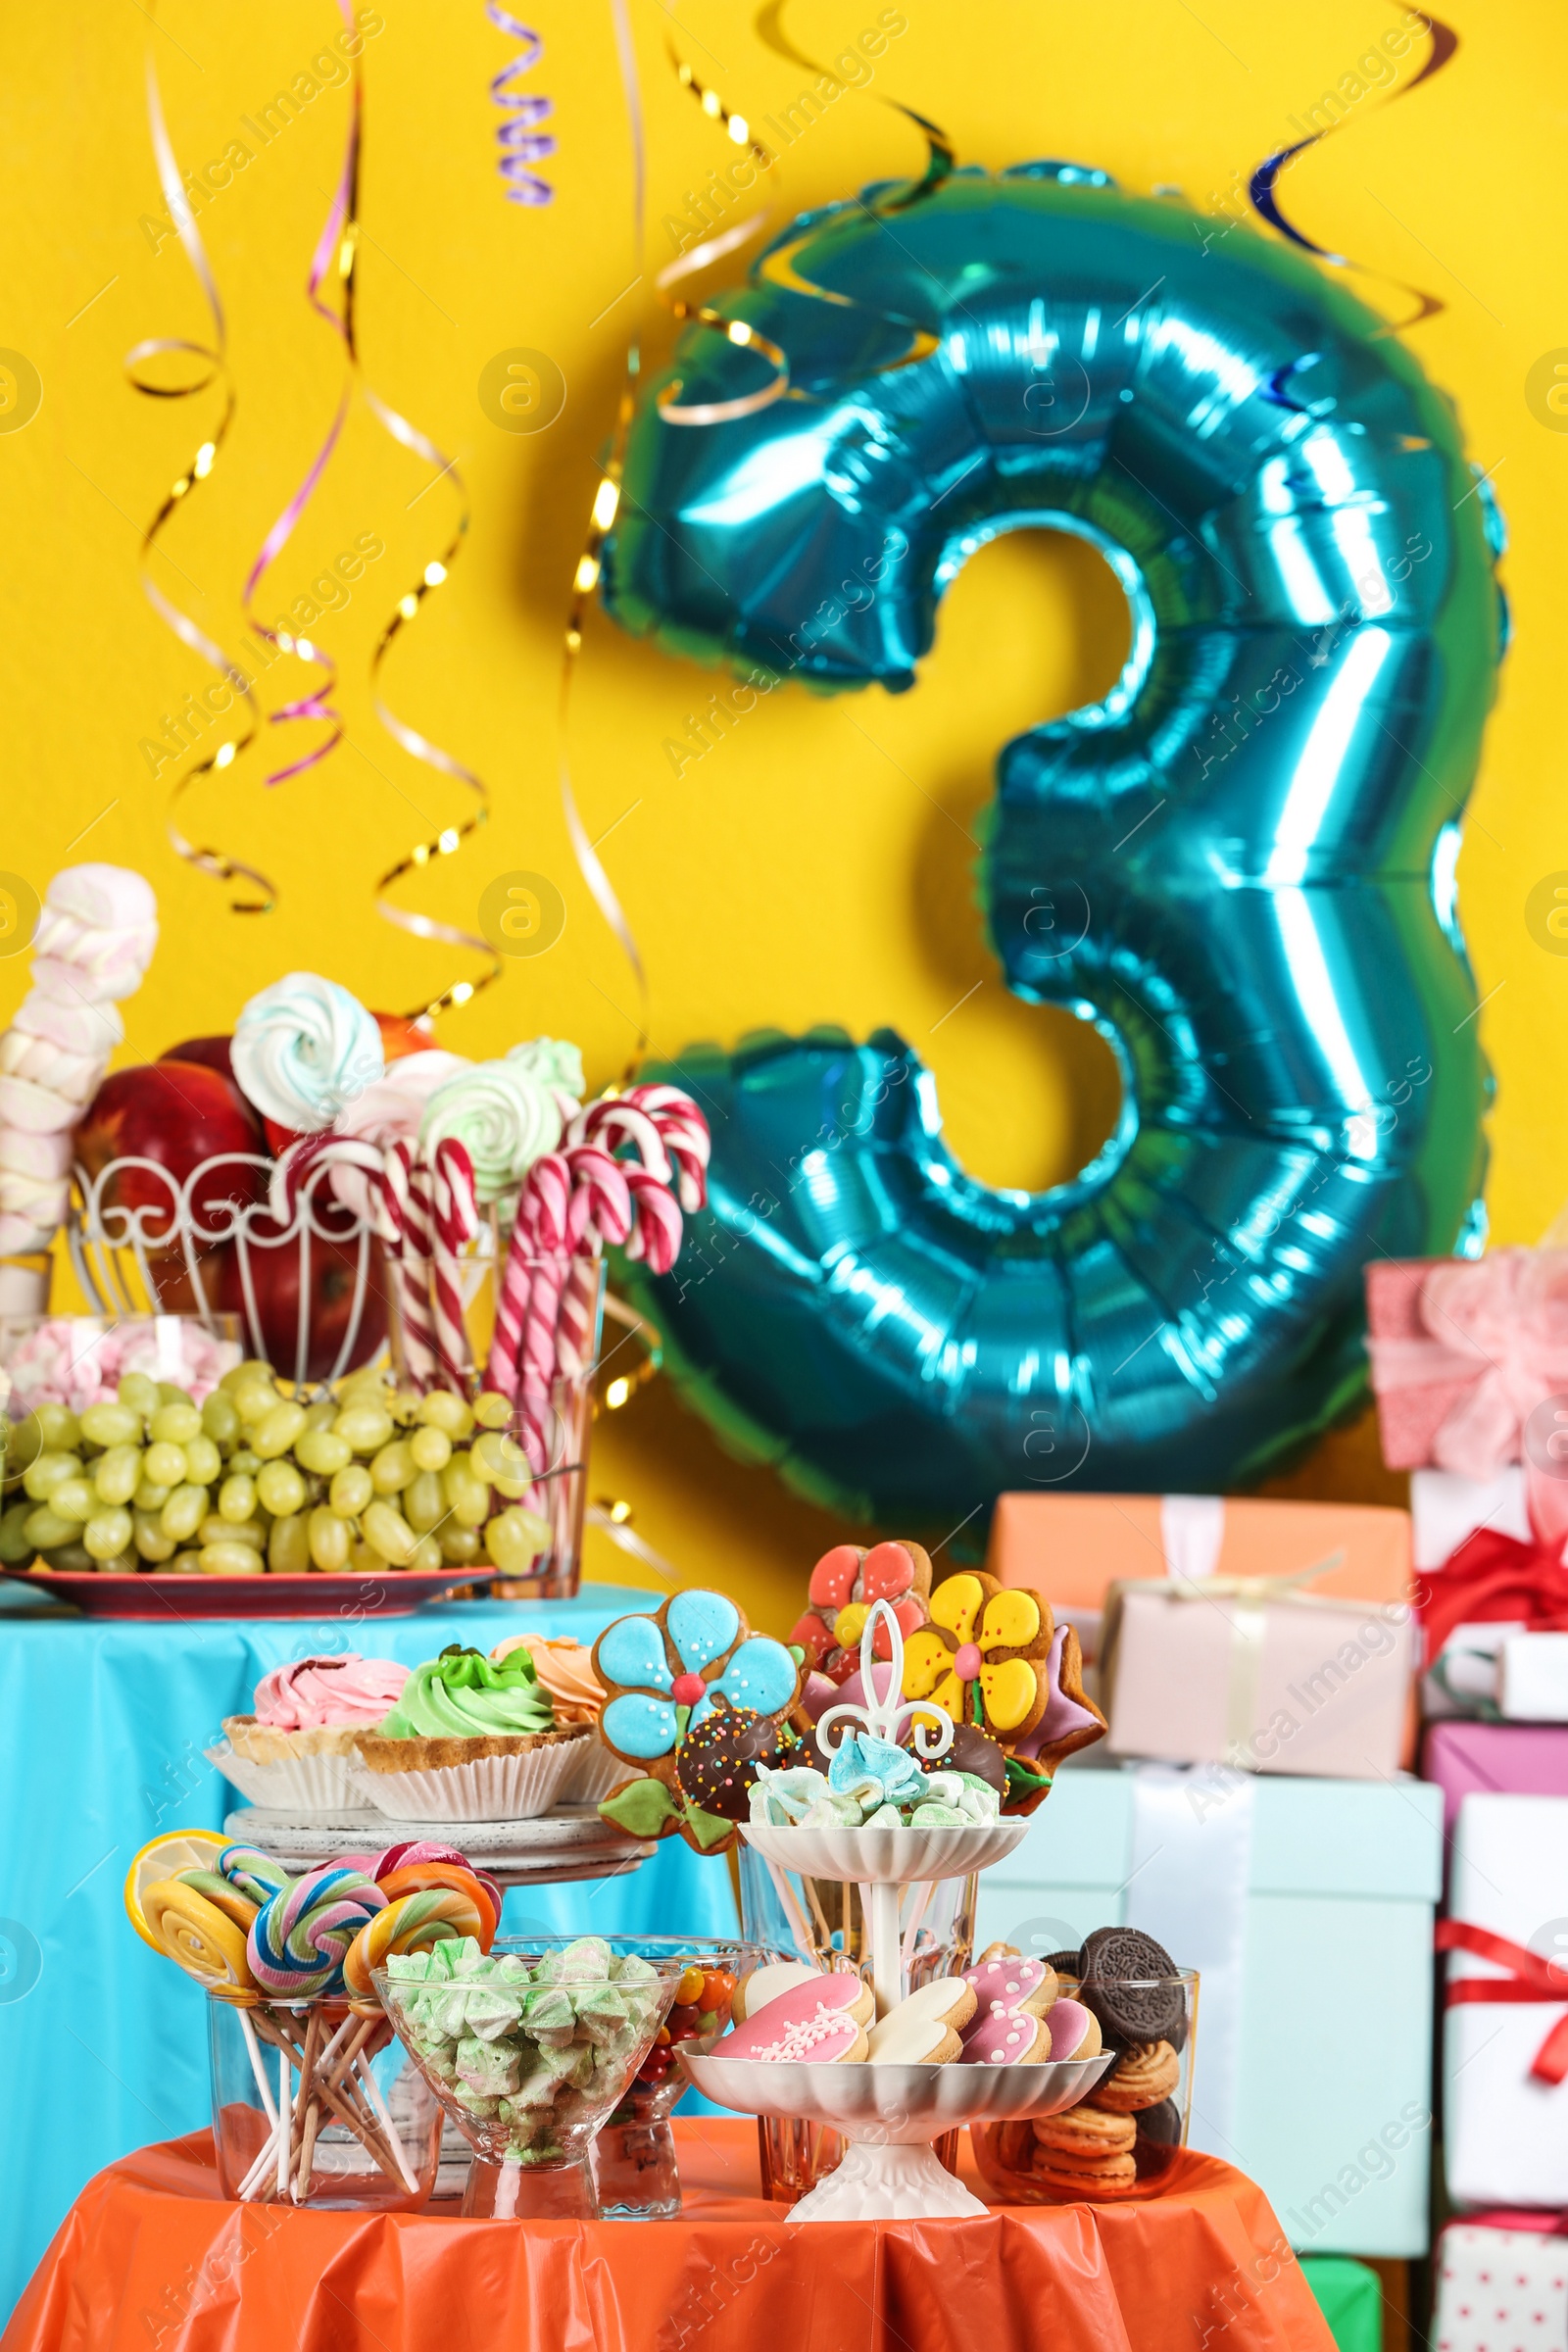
[231,973,386,1134]
[416,1054,565,1205]
[209,1652,413,1817]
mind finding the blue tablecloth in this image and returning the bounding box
[0,1588,738,2322]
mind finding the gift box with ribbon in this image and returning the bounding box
[1366,1250,1568,1549]
[1099,1554,1413,1780]
[1442,1791,1568,2210]
[1431,2222,1568,2352]
[985,1493,1412,1664]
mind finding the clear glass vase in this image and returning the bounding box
[208,1992,442,2211]
[737,1844,978,2204]
[970,1967,1200,2204]
[385,1241,606,1600]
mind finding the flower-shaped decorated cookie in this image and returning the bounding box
[591,1591,805,1856]
[790,1540,932,1683]
[902,1572,1055,1742]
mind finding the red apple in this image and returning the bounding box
[218,1226,388,1383]
[75,1061,267,1252]
[162,1035,235,1083]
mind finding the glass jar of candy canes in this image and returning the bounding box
[382,1245,608,1599]
[737,1846,978,2203]
[208,1989,442,2210]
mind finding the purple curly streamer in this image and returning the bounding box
[488,4,555,205]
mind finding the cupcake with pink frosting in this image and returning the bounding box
[207,1652,411,1816]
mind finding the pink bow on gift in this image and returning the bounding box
[1367,1249,1568,1547]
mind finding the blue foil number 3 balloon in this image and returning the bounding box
[600,163,1506,1522]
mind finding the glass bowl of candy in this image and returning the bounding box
[970,1944,1199,2205]
[373,1934,687,2218]
[208,1990,443,2211]
[592,1937,770,2219]
[737,1843,979,2204]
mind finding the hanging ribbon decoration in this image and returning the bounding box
[1248,17,1457,332]
[126,16,273,915]
[239,87,355,788]
[250,0,499,1024]
[487,4,555,205]
[752,0,955,213]
[555,0,656,1058]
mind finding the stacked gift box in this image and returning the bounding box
[1363,1250,1568,2352]
[978,1490,1439,2300]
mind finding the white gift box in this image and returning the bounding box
[1433,2224,1568,2352]
[1446,1793,1568,2209]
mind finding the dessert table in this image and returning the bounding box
[2,2121,1336,2352]
[0,1587,738,2324]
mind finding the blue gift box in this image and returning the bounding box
[975,1763,1442,2255]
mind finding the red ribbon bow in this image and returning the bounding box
[1418,1529,1568,1666]
[1437,1920,1568,2083]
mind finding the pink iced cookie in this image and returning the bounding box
[959,1951,1054,2066]
[1044,1998,1101,2061]
[721,1972,871,2063]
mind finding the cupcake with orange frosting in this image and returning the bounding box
[491,1634,623,1802]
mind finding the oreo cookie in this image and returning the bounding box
[1134,2096,1182,2147]
[1077,1926,1185,2048]
[1045,1950,1083,1976]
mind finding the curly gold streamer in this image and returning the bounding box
[127,27,272,915]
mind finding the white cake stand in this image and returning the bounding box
[710,1600,1103,2220]
[684,2051,1113,2220]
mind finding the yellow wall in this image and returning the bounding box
[2,1,1560,1637]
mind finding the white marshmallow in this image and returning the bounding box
[44,863,158,934]
[0,1032,103,1101]
[0,1074,81,1133]
[0,1129,74,1179]
[10,990,122,1054]
[0,1169,69,1220]
[0,1211,54,1253]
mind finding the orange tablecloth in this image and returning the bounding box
[3,2122,1334,2352]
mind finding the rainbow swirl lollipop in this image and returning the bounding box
[378,1862,500,1944]
[343,1886,488,2011]
[141,1880,257,2001]
[218,1844,293,1907]
[247,1864,387,1998]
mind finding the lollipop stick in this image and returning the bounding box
[289,2007,323,2205]
[276,2044,292,2199]
[762,1856,814,1959]
[238,2008,278,2129]
[237,2123,281,2203]
[353,2051,419,2193]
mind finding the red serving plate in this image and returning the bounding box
[1,1567,484,1620]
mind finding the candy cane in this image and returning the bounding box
[622,1083,710,1209]
[424,1139,478,1391]
[380,1143,437,1389]
[566,1095,671,1182]
[622,1165,684,1274]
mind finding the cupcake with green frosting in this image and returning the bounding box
[352,1643,587,1822]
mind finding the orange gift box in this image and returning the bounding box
[983,1494,1415,1768]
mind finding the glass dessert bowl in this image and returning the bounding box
[373,1933,686,2218]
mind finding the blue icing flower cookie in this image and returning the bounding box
[591,1590,806,1853]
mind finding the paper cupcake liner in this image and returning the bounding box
[346,1732,585,1822]
[205,1741,373,1818]
[564,1737,633,1806]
